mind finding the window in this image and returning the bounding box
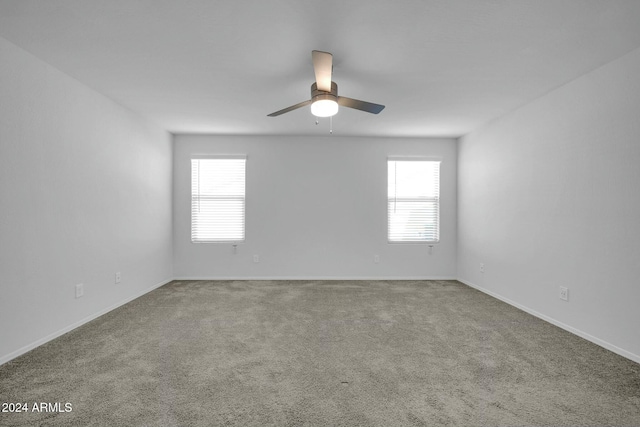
[388,159,440,243]
[191,157,246,242]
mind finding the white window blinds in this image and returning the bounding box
[388,159,440,242]
[191,157,246,242]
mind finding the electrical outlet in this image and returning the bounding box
[559,286,569,301]
[75,283,84,299]
[480,263,485,273]
[115,272,121,284]
[374,255,380,264]
[253,255,259,263]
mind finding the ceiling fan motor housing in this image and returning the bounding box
[311,81,338,102]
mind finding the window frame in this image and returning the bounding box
[191,155,247,244]
[387,157,441,244]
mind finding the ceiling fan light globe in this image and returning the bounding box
[311,99,339,117]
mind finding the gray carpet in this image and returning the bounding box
[1,280,639,426]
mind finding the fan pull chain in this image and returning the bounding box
[312,116,334,134]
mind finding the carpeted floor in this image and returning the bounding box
[0,280,639,426]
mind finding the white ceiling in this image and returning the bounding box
[2,0,640,138]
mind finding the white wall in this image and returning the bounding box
[0,37,173,364]
[458,47,640,362]
[173,135,457,279]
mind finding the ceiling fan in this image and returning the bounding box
[267,50,385,118]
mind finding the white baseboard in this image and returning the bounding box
[0,278,173,366]
[457,278,640,364]
[172,276,457,281]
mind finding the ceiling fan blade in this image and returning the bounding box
[312,50,333,92]
[337,96,385,114]
[267,99,312,117]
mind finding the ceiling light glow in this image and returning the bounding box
[311,99,339,117]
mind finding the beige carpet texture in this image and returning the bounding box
[1,280,639,426]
